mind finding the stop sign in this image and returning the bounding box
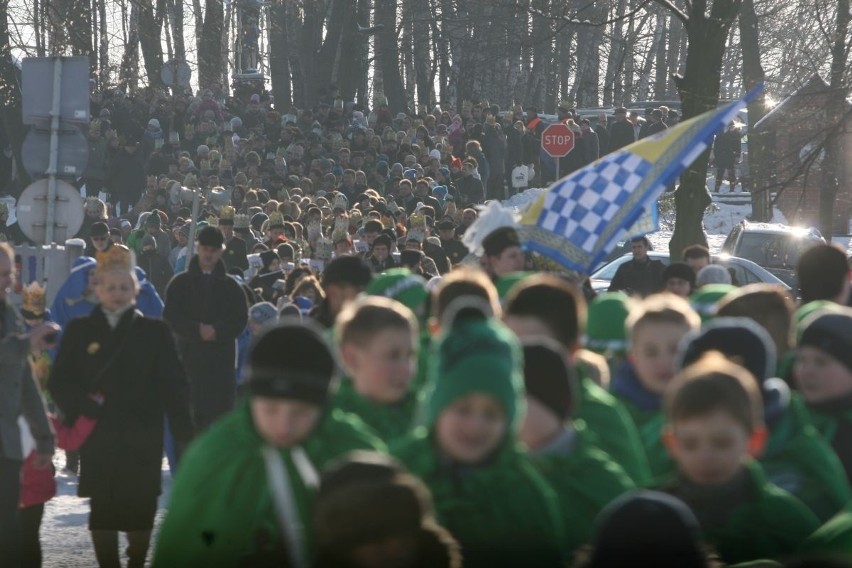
[541,123,575,157]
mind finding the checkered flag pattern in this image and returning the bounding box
[538,152,652,254]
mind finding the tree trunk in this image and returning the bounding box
[98,0,109,86]
[119,0,140,91]
[665,13,683,98]
[268,0,291,108]
[820,0,850,236]
[666,0,742,259]
[604,0,627,106]
[335,0,364,102]
[412,0,431,108]
[654,11,667,99]
[138,0,165,89]
[739,0,770,221]
[167,0,185,62]
[197,0,224,92]
[374,0,406,111]
[0,0,29,192]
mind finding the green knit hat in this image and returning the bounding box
[689,284,736,321]
[494,271,536,300]
[586,292,633,353]
[425,309,523,430]
[793,300,846,342]
[366,268,429,314]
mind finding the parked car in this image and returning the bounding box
[589,251,790,294]
[721,221,825,288]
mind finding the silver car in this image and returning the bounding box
[589,251,790,294]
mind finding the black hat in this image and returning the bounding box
[437,218,456,231]
[146,210,162,228]
[587,491,707,568]
[651,109,664,119]
[523,339,578,421]
[400,249,424,267]
[322,256,373,289]
[196,225,225,248]
[663,262,696,287]
[90,222,109,237]
[372,233,393,250]
[260,250,279,270]
[246,321,338,404]
[799,309,852,373]
[679,317,777,382]
[614,107,628,114]
[277,242,295,259]
[482,227,521,257]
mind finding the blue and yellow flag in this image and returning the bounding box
[519,88,761,274]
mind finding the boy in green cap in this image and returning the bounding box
[585,291,635,378]
[518,338,634,562]
[795,308,852,484]
[365,268,433,392]
[333,296,421,445]
[689,283,736,321]
[504,274,652,485]
[392,298,565,568]
[663,352,820,564]
[611,294,701,485]
[153,321,385,567]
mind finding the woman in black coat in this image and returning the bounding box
[48,246,194,568]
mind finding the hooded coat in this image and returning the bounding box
[153,400,385,567]
[331,378,418,446]
[392,431,564,568]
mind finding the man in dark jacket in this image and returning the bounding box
[108,140,146,216]
[608,236,665,297]
[137,234,173,298]
[608,108,636,152]
[594,112,610,156]
[437,218,469,266]
[641,109,668,139]
[456,159,485,206]
[164,227,248,431]
[484,119,507,201]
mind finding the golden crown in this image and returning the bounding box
[234,213,250,229]
[221,205,235,218]
[96,245,135,273]
[21,281,46,317]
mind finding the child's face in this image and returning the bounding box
[345,328,416,404]
[665,278,691,298]
[95,270,137,312]
[519,396,562,451]
[667,410,752,485]
[250,397,321,448]
[794,346,852,404]
[435,393,507,464]
[631,323,689,395]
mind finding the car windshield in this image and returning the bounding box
[736,232,816,270]
[592,257,628,280]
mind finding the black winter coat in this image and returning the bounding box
[163,257,248,430]
[608,120,636,152]
[48,307,194,503]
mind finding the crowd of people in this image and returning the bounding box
[0,84,850,568]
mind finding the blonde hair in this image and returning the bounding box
[626,293,701,342]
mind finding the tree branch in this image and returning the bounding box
[651,0,690,26]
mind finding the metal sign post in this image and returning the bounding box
[44,58,63,245]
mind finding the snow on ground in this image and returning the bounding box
[40,450,170,567]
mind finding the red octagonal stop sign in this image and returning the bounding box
[542,123,575,158]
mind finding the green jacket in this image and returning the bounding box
[392,430,565,568]
[153,400,385,567]
[760,394,851,522]
[331,378,418,446]
[800,502,852,562]
[613,394,673,486]
[577,373,653,486]
[529,421,635,559]
[670,460,821,565]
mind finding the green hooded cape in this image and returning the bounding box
[153,400,385,567]
[529,420,635,560]
[392,430,565,568]
[331,378,418,446]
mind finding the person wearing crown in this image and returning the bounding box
[263,211,287,249]
[48,245,194,568]
[217,205,248,272]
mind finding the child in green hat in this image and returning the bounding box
[392,298,564,568]
[333,296,421,446]
[518,338,634,562]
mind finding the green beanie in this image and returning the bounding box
[793,300,846,342]
[494,271,536,300]
[586,292,633,353]
[689,284,736,321]
[425,317,523,430]
[366,268,429,314]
